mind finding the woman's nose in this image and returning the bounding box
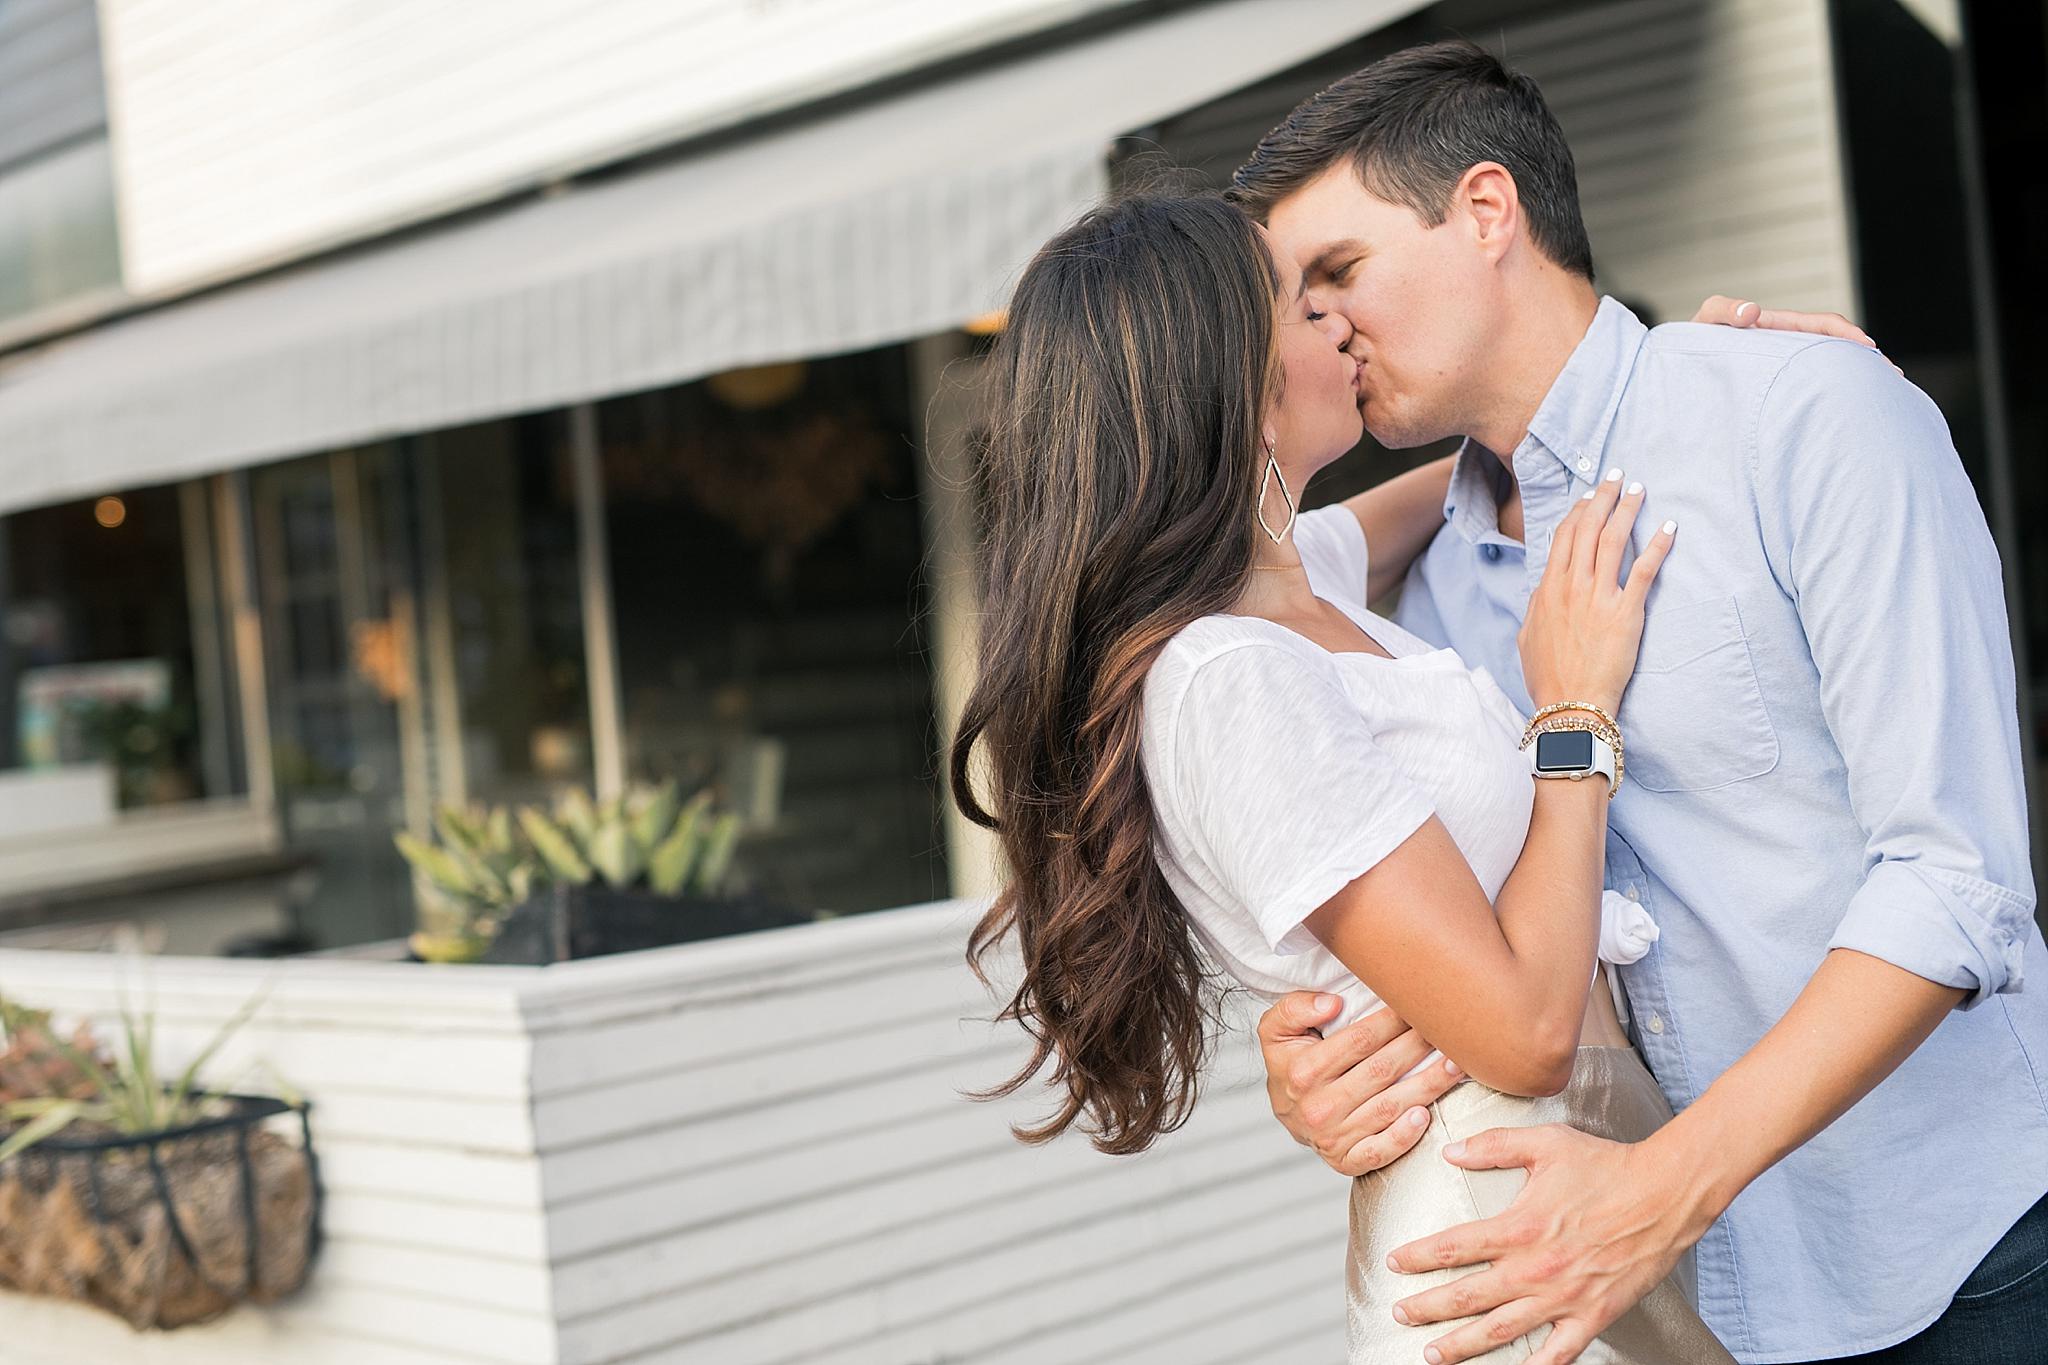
[1318,307,1354,348]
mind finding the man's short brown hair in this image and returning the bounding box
[1230,39,1595,281]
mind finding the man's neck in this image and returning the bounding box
[1468,279,1602,470]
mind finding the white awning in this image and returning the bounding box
[0,0,1422,515]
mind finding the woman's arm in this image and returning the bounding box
[1305,476,1673,1097]
[1342,454,1455,603]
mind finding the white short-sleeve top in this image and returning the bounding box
[1139,505,1539,1032]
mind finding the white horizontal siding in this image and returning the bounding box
[96,0,1132,294]
[0,948,552,1364]
[1497,0,1858,323]
[0,901,1347,1364]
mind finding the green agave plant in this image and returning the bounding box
[396,781,744,962]
[0,988,278,1166]
[521,783,742,898]
[395,805,538,963]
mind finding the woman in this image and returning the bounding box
[949,189,1738,1363]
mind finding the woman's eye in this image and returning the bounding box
[1306,308,1327,323]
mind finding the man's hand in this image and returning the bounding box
[1384,1125,1719,1365]
[1257,992,1463,1177]
[1691,295,1903,375]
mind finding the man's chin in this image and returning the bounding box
[1361,399,1454,451]
[1363,415,1430,451]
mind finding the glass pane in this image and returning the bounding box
[425,413,591,807]
[598,346,948,916]
[251,448,415,948]
[0,485,216,809]
[0,138,121,327]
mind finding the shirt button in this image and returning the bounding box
[1623,885,1639,901]
[1575,456,1592,473]
[1646,1013,1666,1035]
[1482,544,1502,562]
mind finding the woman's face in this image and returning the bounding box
[1261,226,1366,481]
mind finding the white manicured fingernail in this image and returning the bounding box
[1580,488,1596,500]
[1662,520,1678,534]
[1605,468,1623,482]
[1406,1107,1429,1127]
[1443,1058,1461,1077]
[1626,481,1643,497]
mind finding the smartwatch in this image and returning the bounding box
[1530,728,1617,789]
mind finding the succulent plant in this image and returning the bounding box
[521,783,742,898]
[395,805,539,963]
[395,781,744,961]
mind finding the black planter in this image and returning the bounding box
[481,884,813,964]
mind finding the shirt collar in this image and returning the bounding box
[1523,295,1649,477]
[1438,296,1650,544]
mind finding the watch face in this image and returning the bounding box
[1534,729,1596,773]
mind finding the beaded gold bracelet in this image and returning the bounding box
[1522,700,1620,746]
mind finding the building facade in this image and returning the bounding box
[0,0,2040,954]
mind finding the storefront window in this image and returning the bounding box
[249,421,592,948]
[598,347,949,915]
[0,484,228,812]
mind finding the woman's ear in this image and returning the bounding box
[1260,423,1279,454]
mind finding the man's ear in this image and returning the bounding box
[1459,161,1520,266]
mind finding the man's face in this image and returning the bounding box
[1264,162,1495,450]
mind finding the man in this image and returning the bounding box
[1230,40,2048,1365]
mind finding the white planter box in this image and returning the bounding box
[0,899,1346,1364]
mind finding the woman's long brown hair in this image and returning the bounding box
[950,191,1284,1155]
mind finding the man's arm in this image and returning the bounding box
[1384,954,1962,1364]
[1342,454,1456,605]
[1381,340,2036,1364]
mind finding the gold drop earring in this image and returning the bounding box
[1257,439,1297,544]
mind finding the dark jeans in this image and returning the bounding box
[1804,1188,2048,1363]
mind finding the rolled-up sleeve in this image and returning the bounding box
[1754,341,2036,1006]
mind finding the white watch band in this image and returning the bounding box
[1530,732,1617,788]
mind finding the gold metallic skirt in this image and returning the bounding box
[1345,1046,1736,1364]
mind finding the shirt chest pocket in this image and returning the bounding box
[1617,594,1779,792]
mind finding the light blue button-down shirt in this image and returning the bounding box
[1394,298,2048,1363]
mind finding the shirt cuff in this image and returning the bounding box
[1824,859,2034,1009]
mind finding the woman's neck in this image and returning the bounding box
[1230,548,1315,617]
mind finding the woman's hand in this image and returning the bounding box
[1517,471,1674,715]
